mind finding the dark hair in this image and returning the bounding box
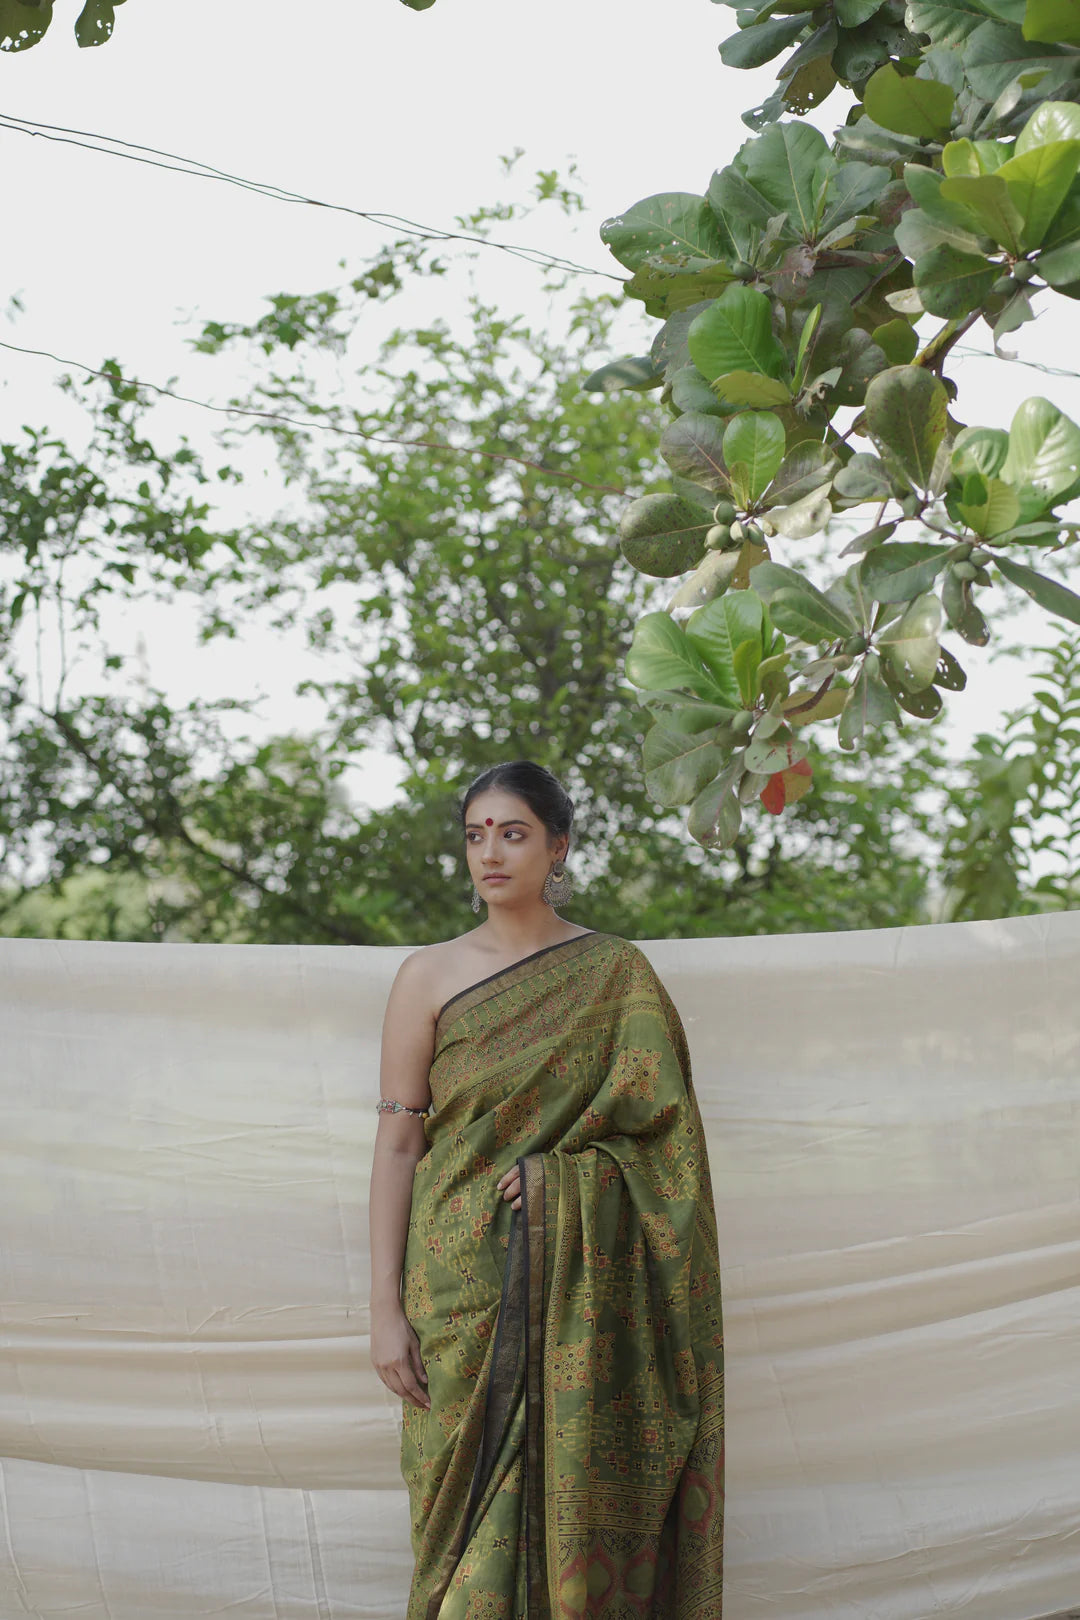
[459,761,574,844]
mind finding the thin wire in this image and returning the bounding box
[954,346,1080,382]
[0,336,630,496]
[0,111,620,282]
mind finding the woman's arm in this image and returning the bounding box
[368,951,435,1410]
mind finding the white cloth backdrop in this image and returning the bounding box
[2,916,1080,1620]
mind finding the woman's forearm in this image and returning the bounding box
[369,1136,424,1309]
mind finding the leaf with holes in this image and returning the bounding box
[879,592,943,689]
[601,194,727,274]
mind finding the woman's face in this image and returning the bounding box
[464,788,567,910]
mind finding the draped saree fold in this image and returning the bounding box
[400,932,724,1620]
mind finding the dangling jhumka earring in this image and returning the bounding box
[542,859,574,906]
[470,884,483,914]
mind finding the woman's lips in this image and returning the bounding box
[483,875,509,883]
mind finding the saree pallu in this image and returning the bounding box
[400,932,724,1620]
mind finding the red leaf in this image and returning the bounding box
[760,772,786,815]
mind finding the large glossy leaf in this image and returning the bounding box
[601,195,727,274]
[837,660,900,749]
[1023,0,1080,43]
[763,443,838,506]
[906,0,995,45]
[670,366,727,416]
[1037,237,1080,287]
[660,412,730,495]
[722,412,786,503]
[770,486,833,538]
[713,371,793,406]
[878,592,943,689]
[860,542,954,602]
[993,141,1080,249]
[717,123,834,245]
[686,591,767,703]
[1002,396,1080,504]
[913,243,1000,318]
[618,494,712,577]
[687,286,787,384]
[864,366,949,491]
[938,174,1023,253]
[1016,101,1080,151]
[719,12,808,67]
[687,762,743,849]
[643,721,733,807]
[964,20,1074,101]
[749,560,856,639]
[955,477,1022,536]
[667,550,744,616]
[863,64,956,139]
[583,356,664,394]
[833,453,894,503]
[624,613,723,700]
[952,425,1009,478]
[995,556,1080,624]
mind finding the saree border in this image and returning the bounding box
[434,931,607,1042]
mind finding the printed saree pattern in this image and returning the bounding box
[400,932,724,1619]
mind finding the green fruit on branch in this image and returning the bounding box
[705,523,731,550]
[729,520,745,543]
[732,709,755,733]
[712,499,736,524]
[1012,261,1034,284]
[842,635,869,656]
[969,547,991,566]
[952,560,978,582]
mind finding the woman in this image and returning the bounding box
[369,762,724,1619]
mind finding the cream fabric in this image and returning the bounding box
[2,916,1079,1620]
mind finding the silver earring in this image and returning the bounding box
[542,859,574,906]
[470,884,482,913]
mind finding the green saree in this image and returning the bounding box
[400,932,724,1620]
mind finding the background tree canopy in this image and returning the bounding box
[1,219,1078,943]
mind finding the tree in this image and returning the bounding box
[0,238,993,944]
[405,0,1080,863]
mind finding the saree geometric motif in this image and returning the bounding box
[400,933,724,1620]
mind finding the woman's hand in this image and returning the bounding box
[497,1165,522,1211]
[371,1303,430,1409]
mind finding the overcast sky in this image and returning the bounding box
[2,0,1078,811]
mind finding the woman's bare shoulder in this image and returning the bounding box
[390,933,486,1023]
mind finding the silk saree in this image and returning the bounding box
[400,932,724,1620]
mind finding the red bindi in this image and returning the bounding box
[485,817,494,826]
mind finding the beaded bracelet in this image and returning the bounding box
[376,1098,430,1119]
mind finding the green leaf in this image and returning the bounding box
[952,425,1009,478]
[860,541,954,602]
[863,64,956,139]
[687,762,743,849]
[956,477,1022,536]
[933,647,967,689]
[601,194,727,274]
[994,141,1080,249]
[686,591,767,704]
[735,122,834,242]
[618,494,712,577]
[744,730,809,773]
[871,319,919,365]
[1016,101,1080,151]
[670,366,728,416]
[938,173,1023,254]
[995,556,1080,624]
[643,721,732,807]
[660,412,730,495]
[1002,396,1080,505]
[762,443,838,507]
[713,371,793,406]
[1037,237,1080,286]
[722,412,786,503]
[687,286,787,385]
[906,0,997,45]
[74,0,119,46]
[833,453,894,504]
[964,20,1074,102]
[792,304,822,394]
[941,570,990,644]
[719,12,808,67]
[583,356,664,394]
[835,0,885,21]
[667,550,744,615]
[913,243,1000,319]
[837,661,900,750]
[864,366,950,492]
[750,560,857,640]
[0,0,54,49]
[878,592,943,690]
[1023,0,1080,42]
[625,613,725,700]
[770,486,834,539]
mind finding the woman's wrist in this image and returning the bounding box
[370,1286,405,1313]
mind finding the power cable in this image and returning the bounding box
[0,336,630,497]
[954,346,1080,382]
[0,111,620,282]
